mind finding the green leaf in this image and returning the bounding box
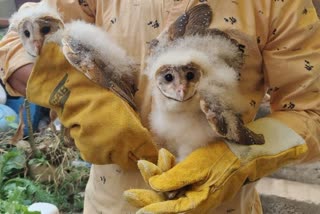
[3,178,55,204]
[0,199,40,214]
[2,149,26,176]
[0,149,26,189]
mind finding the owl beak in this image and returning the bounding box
[33,40,43,55]
[177,85,186,101]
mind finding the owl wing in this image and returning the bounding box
[200,98,265,145]
[168,3,212,40]
[148,4,213,54]
[62,36,137,109]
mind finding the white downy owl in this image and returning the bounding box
[9,0,137,108]
[146,4,265,161]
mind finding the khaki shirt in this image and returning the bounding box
[1,0,320,213]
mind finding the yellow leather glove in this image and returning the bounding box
[124,117,308,213]
[26,43,158,169]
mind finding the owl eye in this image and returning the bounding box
[164,73,174,82]
[24,30,30,38]
[186,72,195,81]
[40,26,51,35]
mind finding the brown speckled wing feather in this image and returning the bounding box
[91,57,137,110]
[62,39,137,109]
[200,98,265,145]
[235,116,265,145]
[168,4,212,40]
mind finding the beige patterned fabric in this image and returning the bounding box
[1,0,320,213]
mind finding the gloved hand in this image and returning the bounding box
[26,42,158,169]
[124,117,308,213]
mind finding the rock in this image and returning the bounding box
[28,202,59,214]
[270,162,320,185]
[257,177,320,214]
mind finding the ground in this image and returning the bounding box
[258,161,320,214]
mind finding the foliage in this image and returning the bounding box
[0,200,40,214]
[0,149,42,214]
[0,148,26,188]
[0,101,90,213]
[0,128,89,213]
[50,165,89,212]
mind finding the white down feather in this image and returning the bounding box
[63,20,135,76]
[9,0,62,31]
[147,34,249,160]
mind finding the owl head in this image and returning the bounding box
[154,62,202,102]
[146,32,243,105]
[149,48,211,104]
[9,0,63,56]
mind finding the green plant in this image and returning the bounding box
[0,149,26,190]
[0,105,89,213]
[49,165,89,212]
[0,199,40,214]
[0,149,39,213]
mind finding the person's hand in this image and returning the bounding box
[7,63,33,96]
[124,117,307,213]
[26,42,158,168]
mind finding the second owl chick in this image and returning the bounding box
[9,0,137,108]
[9,0,63,58]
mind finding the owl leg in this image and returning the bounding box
[165,186,191,200]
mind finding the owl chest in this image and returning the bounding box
[150,109,216,160]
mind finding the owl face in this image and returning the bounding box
[18,16,63,57]
[155,63,202,102]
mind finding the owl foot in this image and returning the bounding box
[164,186,190,200]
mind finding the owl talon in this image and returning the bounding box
[164,186,189,200]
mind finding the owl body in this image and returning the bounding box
[10,1,137,107]
[147,33,251,160]
[150,90,216,161]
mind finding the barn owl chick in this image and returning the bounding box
[9,0,63,58]
[9,0,137,108]
[146,4,265,162]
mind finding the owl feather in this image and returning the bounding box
[9,1,137,109]
[146,4,265,163]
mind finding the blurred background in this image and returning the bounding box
[0,1,320,214]
[0,0,40,28]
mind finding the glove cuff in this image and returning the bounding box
[225,117,307,181]
[226,117,306,163]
